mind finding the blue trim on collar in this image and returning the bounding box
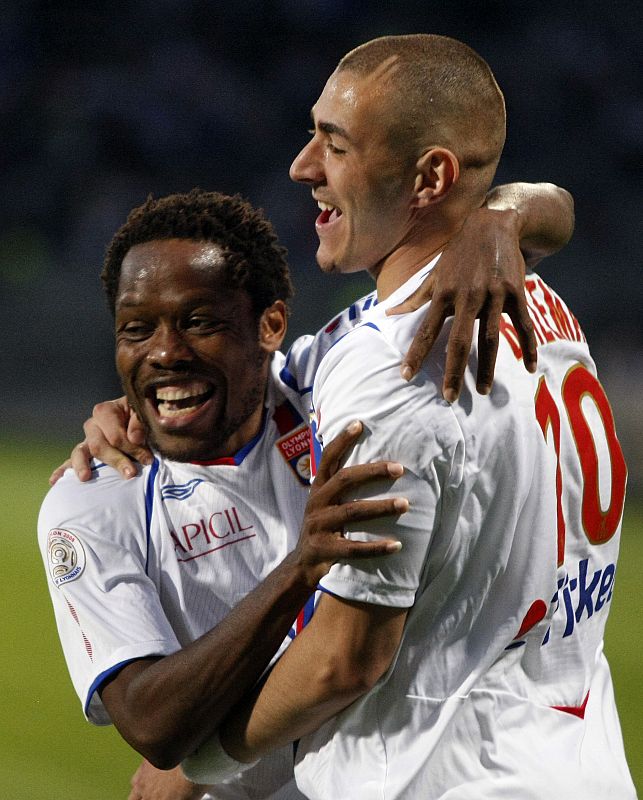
[189,407,268,467]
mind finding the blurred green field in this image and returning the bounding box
[1,437,640,798]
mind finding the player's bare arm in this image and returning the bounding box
[182,592,406,783]
[392,182,575,399]
[97,422,406,769]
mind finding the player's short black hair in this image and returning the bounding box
[101,188,294,317]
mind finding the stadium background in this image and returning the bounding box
[1,1,640,796]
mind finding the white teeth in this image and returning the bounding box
[154,382,212,419]
[317,201,336,212]
[158,404,201,419]
[156,382,209,401]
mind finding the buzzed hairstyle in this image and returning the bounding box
[102,189,294,317]
[338,34,506,181]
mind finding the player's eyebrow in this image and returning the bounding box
[116,298,144,309]
[310,110,352,142]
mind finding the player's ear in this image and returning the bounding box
[412,147,460,207]
[258,300,287,353]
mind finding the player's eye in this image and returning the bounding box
[120,321,153,340]
[186,316,224,334]
[326,140,346,155]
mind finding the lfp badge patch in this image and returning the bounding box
[47,528,86,587]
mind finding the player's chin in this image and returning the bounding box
[315,251,338,273]
[144,400,221,461]
[149,428,216,463]
[315,251,352,275]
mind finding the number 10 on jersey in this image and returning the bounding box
[534,363,627,566]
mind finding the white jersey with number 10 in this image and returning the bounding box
[292,259,634,799]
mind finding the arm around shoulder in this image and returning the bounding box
[485,182,574,267]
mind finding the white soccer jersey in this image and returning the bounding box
[277,289,378,435]
[292,260,635,799]
[39,364,311,800]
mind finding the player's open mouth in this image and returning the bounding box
[150,381,215,421]
[316,200,343,227]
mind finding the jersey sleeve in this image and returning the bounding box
[312,324,464,608]
[276,293,381,421]
[38,467,181,725]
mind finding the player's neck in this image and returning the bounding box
[372,240,445,301]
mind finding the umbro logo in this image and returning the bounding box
[161,479,204,501]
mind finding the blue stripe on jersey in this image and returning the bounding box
[279,363,300,393]
[287,591,320,639]
[144,458,160,574]
[326,320,381,354]
[233,417,266,463]
[279,352,313,398]
[348,303,357,320]
[90,461,106,472]
[309,416,324,479]
[190,408,268,467]
[84,657,144,717]
[302,595,317,626]
[317,585,341,598]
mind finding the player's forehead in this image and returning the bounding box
[122,238,225,279]
[116,239,232,305]
[312,67,397,139]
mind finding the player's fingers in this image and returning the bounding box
[127,410,152,457]
[124,441,154,467]
[310,460,404,507]
[84,418,143,477]
[311,496,409,531]
[69,442,94,482]
[442,306,477,403]
[330,537,403,559]
[312,421,363,485]
[86,437,140,480]
[507,295,538,373]
[400,302,448,381]
[88,397,152,463]
[475,290,503,395]
[49,458,73,486]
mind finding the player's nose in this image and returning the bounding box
[146,325,194,369]
[290,138,324,185]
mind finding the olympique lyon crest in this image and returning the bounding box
[47,528,86,587]
[275,424,311,485]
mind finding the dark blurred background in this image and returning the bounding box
[1,0,641,488]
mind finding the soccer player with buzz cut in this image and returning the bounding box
[182,35,636,799]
